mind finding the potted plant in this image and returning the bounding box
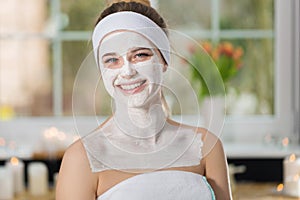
[189,41,244,101]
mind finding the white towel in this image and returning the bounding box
[97,170,215,200]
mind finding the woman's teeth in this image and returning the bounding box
[120,81,145,91]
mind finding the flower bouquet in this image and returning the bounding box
[188,41,244,100]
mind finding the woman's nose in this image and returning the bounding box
[120,58,137,78]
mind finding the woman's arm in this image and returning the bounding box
[56,140,98,200]
[202,130,232,200]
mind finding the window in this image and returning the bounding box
[160,0,275,115]
[0,0,298,149]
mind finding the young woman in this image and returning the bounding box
[56,1,232,199]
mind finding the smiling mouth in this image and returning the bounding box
[116,80,147,94]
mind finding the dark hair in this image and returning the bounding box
[95,2,167,35]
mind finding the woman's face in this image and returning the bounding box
[98,31,166,107]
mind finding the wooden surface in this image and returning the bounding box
[13,190,55,200]
[234,182,299,200]
[13,183,300,200]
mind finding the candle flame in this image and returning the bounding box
[293,174,300,181]
[289,154,296,162]
[10,157,19,165]
[277,183,284,192]
[43,127,66,141]
[282,137,289,147]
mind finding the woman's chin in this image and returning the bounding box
[127,89,150,108]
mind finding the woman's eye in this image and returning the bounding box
[102,56,123,69]
[104,57,118,63]
[135,53,149,58]
[132,51,153,62]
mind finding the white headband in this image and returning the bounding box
[92,11,170,65]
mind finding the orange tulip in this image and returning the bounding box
[202,41,212,54]
[233,47,244,60]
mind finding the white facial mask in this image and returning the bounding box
[99,31,164,107]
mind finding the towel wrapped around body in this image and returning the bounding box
[97,170,215,200]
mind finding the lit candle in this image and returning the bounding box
[28,162,48,196]
[281,137,289,148]
[283,154,300,197]
[5,157,25,194]
[0,166,14,199]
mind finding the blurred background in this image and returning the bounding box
[0,0,299,199]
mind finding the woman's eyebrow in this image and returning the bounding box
[130,47,152,53]
[102,52,117,58]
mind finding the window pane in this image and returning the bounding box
[61,0,105,31]
[165,38,274,116]
[159,0,211,29]
[62,41,112,116]
[0,0,52,117]
[223,39,274,115]
[159,0,275,116]
[62,41,91,115]
[220,0,274,29]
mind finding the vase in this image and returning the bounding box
[200,96,225,136]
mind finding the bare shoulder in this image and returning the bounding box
[60,139,98,178]
[56,140,98,200]
[62,115,111,165]
[197,129,230,199]
[194,127,224,159]
[63,139,88,164]
[59,139,96,179]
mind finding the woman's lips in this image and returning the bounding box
[116,80,147,95]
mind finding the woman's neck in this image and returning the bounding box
[113,94,167,141]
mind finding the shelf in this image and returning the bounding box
[224,143,300,159]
